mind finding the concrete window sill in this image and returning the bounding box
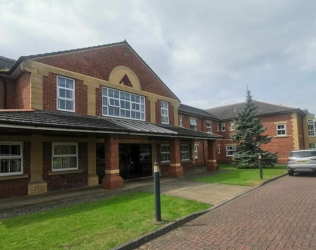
[48,170,85,176]
[274,136,289,138]
[0,174,29,181]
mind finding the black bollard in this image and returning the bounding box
[154,162,161,221]
[259,154,263,179]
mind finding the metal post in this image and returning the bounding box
[154,162,161,221]
[259,154,263,179]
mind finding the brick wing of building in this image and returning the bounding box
[0,41,221,199]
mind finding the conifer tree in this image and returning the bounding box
[231,88,278,168]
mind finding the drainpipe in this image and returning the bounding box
[0,74,7,109]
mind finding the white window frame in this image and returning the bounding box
[230,122,235,131]
[276,124,287,136]
[52,143,79,172]
[179,116,183,127]
[226,146,236,157]
[102,87,145,121]
[308,119,316,137]
[161,101,169,124]
[206,122,212,133]
[190,119,197,131]
[194,145,199,159]
[0,142,23,177]
[217,145,221,154]
[181,144,190,161]
[160,144,170,163]
[221,122,226,132]
[56,76,75,112]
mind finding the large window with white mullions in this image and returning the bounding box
[0,143,23,176]
[160,144,170,162]
[226,146,236,157]
[102,87,145,121]
[57,76,75,112]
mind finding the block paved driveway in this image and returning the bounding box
[138,174,316,250]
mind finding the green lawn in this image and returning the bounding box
[0,191,210,250]
[196,164,287,186]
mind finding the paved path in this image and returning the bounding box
[0,167,249,219]
[139,175,316,250]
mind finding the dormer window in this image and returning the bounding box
[206,122,212,133]
[57,76,75,112]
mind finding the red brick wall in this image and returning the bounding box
[15,73,31,109]
[0,142,31,199]
[43,142,88,191]
[216,114,295,164]
[34,43,177,100]
[43,73,87,115]
[297,114,305,149]
[0,78,4,109]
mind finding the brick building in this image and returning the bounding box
[0,41,220,199]
[0,41,310,199]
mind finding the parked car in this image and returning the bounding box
[287,150,316,176]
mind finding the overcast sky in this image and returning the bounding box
[1,0,316,113]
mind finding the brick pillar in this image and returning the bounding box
[28,135,47,195]
[168,138,184,178]
[87,137,98,186]
[206,140,218,171]
[102,135,124,190]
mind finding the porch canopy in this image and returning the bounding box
[0,110,222,140]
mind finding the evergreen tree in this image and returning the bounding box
[231,88,278,168]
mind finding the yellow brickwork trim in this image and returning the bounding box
[109,66,141,90]
[48,170,85,175]
[170,163,181,167]
[291,112,299,150]
[274,121,288,125]
[105,169,120,174]
[22,60,180,124]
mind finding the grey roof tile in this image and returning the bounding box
[206,101,304,120]
[179,104,219,120]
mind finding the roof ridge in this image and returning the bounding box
[0,55,16,62]
[254,100,300,110]
[206,101,246,111]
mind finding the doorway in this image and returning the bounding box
[119,144,152,180]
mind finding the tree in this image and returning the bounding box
[231,88,278,168]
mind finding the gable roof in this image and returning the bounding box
[206,101,305,120]
[1,41,180,101]
[179,104,219,120]
[0,56,16,71]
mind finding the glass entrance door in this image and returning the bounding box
[119,144,152,180]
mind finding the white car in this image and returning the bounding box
[287,150,316,176]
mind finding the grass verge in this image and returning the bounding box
[0,191,210,250]
[196,164,287,186]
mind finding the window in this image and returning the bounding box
[309,143,316,149]
[226,146,236,157]
[230,122,235,131]
[161,145,170,162]
[308,120,316,136]
[276,124,286,136]
[190,119,197,130]
[181,144,190,161]
[179,117,183,127]
[194,145,198,159]
[102,87,145,121]
[0,143,23,176]
[52,143,78,171]
[57,76,75,112]
[161,101,169,124]
[217,145,221,154]
[221,123,226,132]
[206,122,212,133]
